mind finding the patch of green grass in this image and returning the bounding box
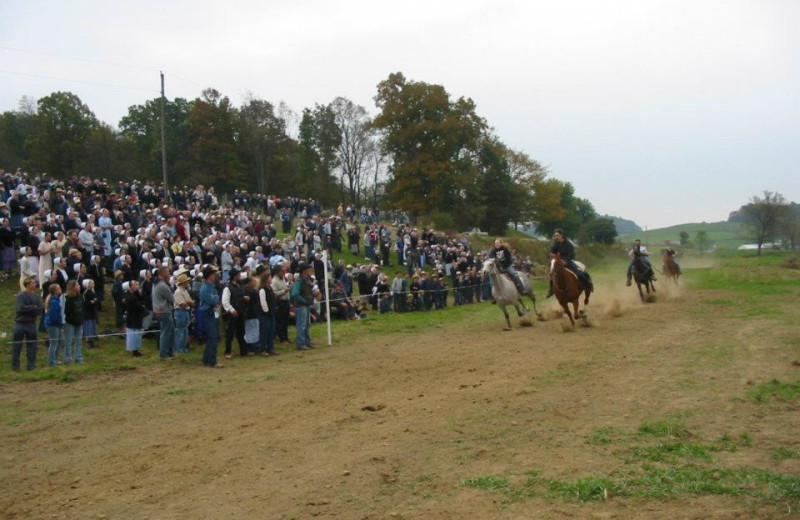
[748,379,800,403]
[545,476,622,501]
[632,442,715,462]
[638,420,688,438]
[715,432,753,453]
[459,475,510,492]
[771,447,800,460]
[462,466,800,503]
[586,427,616,446]
[739,431,753,447]
[166,388,192,396]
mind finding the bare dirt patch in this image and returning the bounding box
[2,272,798,519]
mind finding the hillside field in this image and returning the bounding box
[619,221,747,250]
[1,250,799,519]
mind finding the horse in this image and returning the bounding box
[662,249,681,285]
[482,259,540,330]
[631,250,656,301]
[549,253,590,328]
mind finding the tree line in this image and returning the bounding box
[0,72,617,241]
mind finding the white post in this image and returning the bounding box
[322,251,332,346]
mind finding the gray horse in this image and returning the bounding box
[483,259,540,330]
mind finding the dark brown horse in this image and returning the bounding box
[631,251,656,301]
[662,249,681,285]
[549,253,591,327]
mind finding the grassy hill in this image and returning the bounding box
[620,221,748,249]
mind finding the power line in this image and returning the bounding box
[0,45,159,73]
[0,69,159,94]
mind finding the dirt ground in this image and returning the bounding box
[2,270,799,520]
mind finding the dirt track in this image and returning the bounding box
[2,273,799,519]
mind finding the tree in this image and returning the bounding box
[330,97,376,206]
[238,96,289,195]
[741,191,791,255]
[119,97,193,182]
[476,138,526,235]
[695,231,711,256]
[582,217,618,244]
[535,181,594,239]
[528,179,565,236]
[679,231,690,246]
[25,92,98,176]
[185,89,245,192]
[507,149,548,228]
[371,72,486,221]
[294,107,340,205]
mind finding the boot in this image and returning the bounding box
[514,280,525,295]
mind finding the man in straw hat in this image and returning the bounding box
[173,270,194,354]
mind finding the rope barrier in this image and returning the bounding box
[0,278,508,348]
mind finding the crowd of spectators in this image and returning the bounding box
[1,167,531,371]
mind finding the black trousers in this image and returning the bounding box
[275,300,290,341]
[12,322,38,371]
[224,315,248,356]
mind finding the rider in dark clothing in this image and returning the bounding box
[488,238,524,294]
[547,229,593,297]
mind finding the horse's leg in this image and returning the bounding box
[637,281,645,301]
[528,292,539,314]
[501,305,512,330]
[559,300,574,327]
[514,302,525,317]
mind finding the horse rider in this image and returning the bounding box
[488,238,525,294]
[626,239,656,286]
[663,247,681,272]
[547,229,594,297]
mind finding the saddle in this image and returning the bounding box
[563,260,587,280]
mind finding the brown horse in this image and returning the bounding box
[549,253,591,327]
[662,250,681,285]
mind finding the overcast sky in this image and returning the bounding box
[1,0,798,228]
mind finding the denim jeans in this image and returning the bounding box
[46,325,64,366]
[174,309,190,354]
[627,257,653,276]
[157,312,175,358]
[12,322,38,371]
[258,313,276,353]
[505,265,523,288]
[294,306,312,348]
[64,323,83,363]
[202,309,219,366]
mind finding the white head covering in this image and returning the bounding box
[82,279,92,290]
[73,263,81,273]
[139,269,147,279]
[122,281,131,291]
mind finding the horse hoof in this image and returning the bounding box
[502,327,512,332]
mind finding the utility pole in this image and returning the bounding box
[160,71,168,204]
